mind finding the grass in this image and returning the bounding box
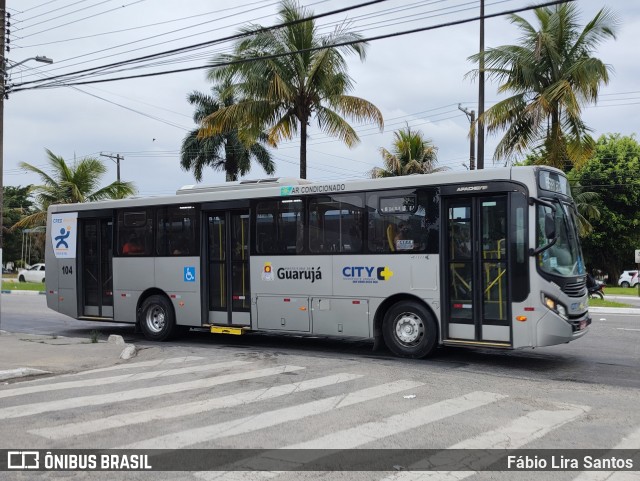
[602,286,640,296]
[1,280,45,291]
[589,298,633,308]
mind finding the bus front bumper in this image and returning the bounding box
[535,311,591,347]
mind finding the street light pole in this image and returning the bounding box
[477,0,485,170]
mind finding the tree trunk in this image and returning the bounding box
[300,120,307,179]
[225,141,238,182]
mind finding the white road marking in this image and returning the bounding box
[0,365,304,420]
[572,426,640,481]
[194,391,506,481]
[121,380,424,450]
[0,360,250,399]
[379,402,590,481]
[29,373,362,440]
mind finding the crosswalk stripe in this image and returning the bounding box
[7,356,205,386]
[194,391,506,481]
[378,402,590,481]
[571,426,640,481]
[29,373,363,440]
[121,379,424,450]
[60,356,205,376]
[0,365,305,420]
[0,360,251,399]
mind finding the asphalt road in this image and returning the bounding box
[1,294,639,389]
[1,295,640,480]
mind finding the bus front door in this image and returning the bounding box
[206,210,250,326]
[444,196,510,346]
[80,218,113,318]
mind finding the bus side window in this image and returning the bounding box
[118,209,152,256]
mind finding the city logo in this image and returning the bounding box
[51,212,78,259]
[262,262,274,281]
[342,266,394,284]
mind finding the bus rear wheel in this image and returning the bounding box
[382,301,437,358]
[140,295,177,342]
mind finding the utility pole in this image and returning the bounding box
[458,104,476,170]
[477,0,485,170]
[100,153,123,182]
[1,0,7,328]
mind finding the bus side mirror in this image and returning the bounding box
[544,212,556,239]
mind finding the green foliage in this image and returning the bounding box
[469,4,618,168]
[15,149,137,228]
[205,0,383,179]
[372,124,446,178]
[181,81,275,182]
[2,186,34,265]
[570,134,640,280]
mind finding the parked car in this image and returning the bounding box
[618,270,639,288]
[17,263,46,283]
[1,267,12,275]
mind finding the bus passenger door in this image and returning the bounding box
[443,196,510,346]
[206,210,250,326]
[80,217,113,318]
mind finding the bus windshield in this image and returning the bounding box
[537,200,584,277]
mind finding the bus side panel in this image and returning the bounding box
[155,257,202,327]
[45,214,59,313]
[113,257,155,323]
[45,215,79,318]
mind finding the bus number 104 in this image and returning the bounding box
[61,266,73,275]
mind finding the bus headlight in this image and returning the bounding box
[543,294,568,320]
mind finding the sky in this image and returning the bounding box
[4,0,640,198]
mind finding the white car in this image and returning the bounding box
[618,270,639,288]
[17,263,46,283]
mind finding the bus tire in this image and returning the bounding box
[382,301,437,358]
[140,295,177,342]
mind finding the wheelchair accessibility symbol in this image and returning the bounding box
[184,267,196,282]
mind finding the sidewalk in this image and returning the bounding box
[0,331,140,382]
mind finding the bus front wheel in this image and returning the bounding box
[140,295,177,342]
[382,301,437,358]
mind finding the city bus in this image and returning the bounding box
[45,166,591,358]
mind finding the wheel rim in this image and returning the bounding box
[393,311,424,347]
[145,305,166,334]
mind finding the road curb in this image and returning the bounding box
[589,307,640,314]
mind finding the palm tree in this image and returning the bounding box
[181,81,275,182]
[14,149,137,228]
[371,125,446,178]
[468,4,618,169]
[203,0,384,179]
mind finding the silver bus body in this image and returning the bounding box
[45,166,590,357]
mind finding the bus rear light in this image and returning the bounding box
[453,303,463,309]
[524,307,534,311]
[283,298,290,302]
[516,316,527,322]
[352,300,360,304]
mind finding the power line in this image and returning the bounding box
[10,0,392,90]
[9,0,573,93]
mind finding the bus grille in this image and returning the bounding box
[563,279,587,297]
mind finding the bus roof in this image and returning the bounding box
[47,165,555,214]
